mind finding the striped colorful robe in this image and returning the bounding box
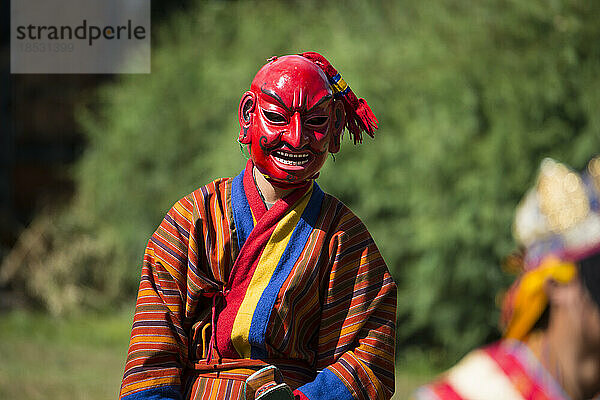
[414,340,571,400]
[119,162,397,400]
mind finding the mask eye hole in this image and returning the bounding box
[262,109,287,124]
[305,116,329,127]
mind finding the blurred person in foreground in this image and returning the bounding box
[118,52,397,400]
[416,157,600,400]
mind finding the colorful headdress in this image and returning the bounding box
[502,156,600,340]
[299,52,378,144]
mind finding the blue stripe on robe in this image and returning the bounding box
[231,170,254,252]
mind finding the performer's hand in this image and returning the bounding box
[244,365,294,400]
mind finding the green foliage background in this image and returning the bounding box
[14,0,600,360]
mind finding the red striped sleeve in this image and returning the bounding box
[301,202,397,400]
[120,179,232,399]
[119,196,195,398]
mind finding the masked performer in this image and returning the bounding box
[119,52,397,400]
[415,157,600,400]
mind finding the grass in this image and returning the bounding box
[0,308,132,400]
[0,310,436,399]
[393,371,435,399]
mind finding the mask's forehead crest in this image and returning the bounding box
[251,55,331,110]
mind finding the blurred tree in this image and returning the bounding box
[6,0,600,362]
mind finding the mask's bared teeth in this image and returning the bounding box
[274,150,309,162]
[272,150,310,166]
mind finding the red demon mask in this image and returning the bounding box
[238,53,378,188]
